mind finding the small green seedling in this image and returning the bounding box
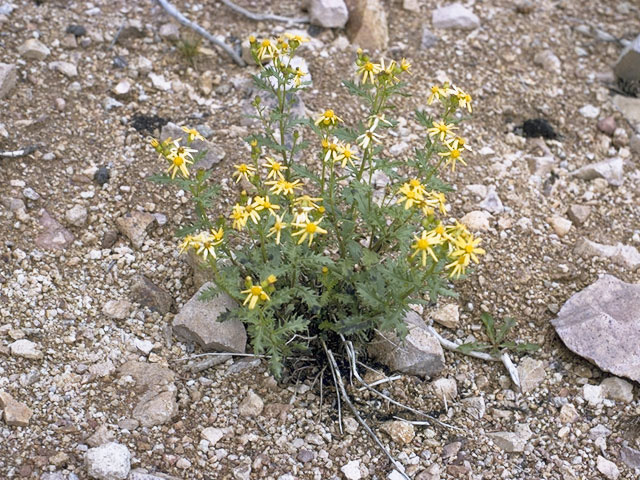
[458,312,540,356]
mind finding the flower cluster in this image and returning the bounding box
[179,227,224,260]
[354,50,411,86]
[242,274,277,309]
[150,126,204,179]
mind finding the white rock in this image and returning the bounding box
[9,339,43,360]
[239,390,264,417]
[49,61,78,78]
[201,427,226,446]
[431,303,459,329]
[18,38,50,60]
[149,72,171,91]
[341,460,362,480]
[548,215,572,237]
[597,456,620,480]
[432,3,480,30]
[461,396,485,419]
[432,377,457,402]
[478,187,503,213]
[572,157,624,186]
[461,210,491,231]
[600,377,634,403]
[309,0,348,29]
[583,384,603,406]
[85,442,131,480]
[533,49,561,74]
[134,338,154,355]
[66,204,88,227]
[574,239,640,270]
[159,22,180,41]
[113,79,131,97]
[578,104,600,118]
[102,300,132,320]
[488,424,532,453]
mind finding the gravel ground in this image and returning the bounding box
[1,0,639,478]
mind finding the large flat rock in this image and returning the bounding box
[552,275,640,383]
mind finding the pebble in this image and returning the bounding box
[131,275,175,314]
[574,239,640,270]
[18,38,50,60]
[113,79,131,97]
[22,187,40,201]
[381,420,415,444]
[548,215,572,237]
[431,303,459,329]
[341,460,363,480]
[517,357,545,393]
[66,204,88,227]
[102,299,131,320]
[49,61,78,78]
[432,377,457,402]
[309,0,348,29]
[596,456,620,480]
[9,339,43,360]
[488,423,532,453]
[578,104,600,118]
[86,425,116,448]
[0,63,17,99]
[533,49,561,74]
[239,390,264,417]
[461,396,485,419]
[460,210,491,231]
[0,391,33,426]
[558,403,579,423]
[201,427,226,446]
[115,211,157,250]
[158,22,180,41]
[478,187,503,213]
[149,72,171,91]
[596,116,616,136]
[176,458,192,469]
[94,166,110,185]
[583,384,603,406]
[600,377,634,403]
[432,2,480,30]
[572,157,624,186]
[567,204,591,225]
[85,442,131,480]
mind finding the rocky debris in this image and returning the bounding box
[600,377,633,403]
[430,303,459,329]
[533,49,561,74]
[614,33,640,82]
[521,118,557,139]
[583,384,603,406]
[461,210,491,231]
[309,0,348,28]
[558,403,579,423]
[341,460,364,480]
[368,311,445,377]
[461,396,485,419]
[597,116,616,136]
[86,425,116,447]
[239,390,264,417]
[102,299,132,320]
[547,215,572,237]
[18,38,50,60]
[477,187,503,213]
[0,62,16,99]
[173,282,246,352]
[159,22,180,41]
[417,464,441,480]
[620,446,640,470]
[517,357,545,393]
[0,391,33,427]
[49,61,78,78]
[160,122,226,170]
[149,72,171,91]
[488,423,532,453]
[94,166,110,185]
[432,377,457,402]
[65,204,88,227]
[117,361,175,392]
[579,104,600,119]
[574,239,640,270]
[35,210,75,250]
[9,339,43,360]
[567,204,591,225]
[345,0,389,52]
[552,275,640,382]
[131,275,175,314]
[85,442,131,480]
[132,388,178,427]
[612,95,640,125]
[89,359,116,378]
[572,157,623,186]
[420,27,439,49]
[201,427,227,447]
[432,3,480,30]
[596,456,620,480]
[115,211,156,250]
[381,420,415,444]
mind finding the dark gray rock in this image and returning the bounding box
[131,275,175,314]
[614,34,640,82]
[552,275,640,383]
[173,282,247,353]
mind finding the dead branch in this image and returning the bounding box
[155,0,246,67]
[219,0,309,24]
[0,145,38,158]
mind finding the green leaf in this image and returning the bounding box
[457,342,491,354]
[481,312,496,345]
[496,317,516,344]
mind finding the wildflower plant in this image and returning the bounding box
[149,36,486,377]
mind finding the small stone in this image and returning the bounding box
[416,463,440,480]
[431,303,459,329]
[572,157,624,186]
[22,187,40,201]
[86,425,116,448]
[558,403,579,423]
[514,0,534,14]
[149,72,171,91]
[579,104,600,119]
[66,204,88,227]
[66,24,87,36]
[85,442,131,480]
[201,427,226,447]
[173,282,246,352]
[159,22,180,41]
[402,0,420,12]
[527,155,555,177]
[596,456,620,480]
[574,239,640,270]
[589,424,612,439]
[232,464,251,480]
[134,338,154,355]
[567,204,591,225]
[517,357,545,393]
[102,230,119,248]
[432,377,457,402]
[345,0,389,52]
[89,360,115,378]
[116,211,156,250]
[113,80,131,97]
[548,215,572,237]
[132,389,178,427]
[341,460,362,480]
[420,27,439,49]
[309,0,348,28]
[461,396,485,419]
[478,187,503,213]
[94,166,110,185]
[461,210,491,232]
[381,420,415,444]
[18,38,50,60]
[344,417,358,434]
[597,116,616,136]
[612,95,640,125]
[630,134,640,154]
[534,49,561,74]
[583,384,603,406]
[117,361,175,392]
[131,275,175,314]
[102,300,131,320]
[432,3,480,30]
[239,390,264,417]
[49,61,78,78]
[488,424,532,453]
[614,33,640,83]
[0,63,17,99]
[176,457,191,469]
[297,449,314,463]
[36,210,75,251]
[620,446,640,470]
[9,339,43,360]
[600,377,633,403]
[1,393,33,427]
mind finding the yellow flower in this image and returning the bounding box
[267,214,287,244]
[256,38,278,61]
[397,182,424,210]
[150,138,160,149]
[323,139,341,163]
[293,67,306,87]
[291,218,328,246]
[335,143,359,168]
[168,140,197,161]
[356,60,382,84]
[294,195,323,209]
[357,126,383,150]
[267,274,277,284]
[427,83,453,105]
[446,220,470,239]
[252,195,280,216]
[231,205,249,230]
[244,200,261,224]
[233,163,256,183]
[368,113,393,130]
[438,139,468,171]
[425,222,453,243]
[379,58,399,83]
[427,120,458,142]
[193,231,222,260]
[210,227,224,242]
[284,33,309,43]
[241,282,271,309]
[410,231,441,267]
[451,234,485,264]
[178,235,195,254]
[262,157,288,180]
[315,109,343,127]
[167,155,193,179]
[400,58,411,74]
[454,86,472,113]
[446,255,469,278]
[267,178,303,196]
[181,126,205,142]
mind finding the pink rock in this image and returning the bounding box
[596,116,616,136]
[35,210,75,250]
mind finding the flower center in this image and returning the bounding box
[250,286,262,296]
[306,223,317,233]
[451,149,460,158]
[364,62,374,72]
[173,156,184,166]
[417,239,429,250]
[465,245,474,253]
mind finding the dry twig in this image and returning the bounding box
[155,0,246,67]
[0,145,38,158]
[219,0,309,24]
